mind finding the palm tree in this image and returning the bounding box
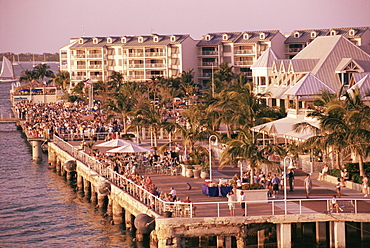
[33,63,55,84]
[94,79,113,104]
[19,70,38,83]
[52,71,70,90]
[109,71,124,90]
[220,127,275,183]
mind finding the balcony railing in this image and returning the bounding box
[288,48,303,53]
[234,49,254,54]
[198,51,218,56]
[146,52,166,57]
[235,61,253,66]
[147,63,166,68]
[88,65,102,69]
[127,53,144,57]
[76,65,86,70]
[87,54,102,58]
[199,62,217,66]
[129,64,145,68]
[200,73,212,78]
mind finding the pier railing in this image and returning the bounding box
[52,136,369,218]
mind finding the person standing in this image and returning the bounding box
[226,191,236,216]
[240,191,246,216]
[363,175,369,197]
[169,187,177,201]
[271,174,280,198]
[288,169,295,191]
[303,174,313,198]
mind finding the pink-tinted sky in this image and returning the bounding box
[0,0,369,53]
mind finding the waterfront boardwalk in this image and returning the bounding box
[68,139,370,217]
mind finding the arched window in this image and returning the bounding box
[93,38,98,44]
[222,34,228,40]
[138,37,143,43]
[294,32,300,38]
[260,33,265,40]
[205,35,211,41]
[170,35,176,42]
[121,37,127,43]
[330,30,337,36]
[243,33,249,40]
[79,38,83,44]
[107,37,112,44]
[349,29,356,36]
[310,31,317,38]
[153,36,158,42]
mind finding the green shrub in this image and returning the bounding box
[329,169,341,178]
[352,174,363,184]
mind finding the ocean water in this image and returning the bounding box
[0,80,140,248]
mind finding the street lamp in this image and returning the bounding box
[283,156,295,214]
[208,135,219,182]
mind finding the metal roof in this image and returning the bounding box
[234,30,280,44]
[284,73,336,96]
[196,32,241,46]
[251,48,280,68]
[348,74,370,100]
[289,59,319,73]
[285,29,329,44]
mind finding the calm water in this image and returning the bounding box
[0,80,140,247]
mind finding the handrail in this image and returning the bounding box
[52,136,369,218]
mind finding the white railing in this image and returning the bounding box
[52,136,369,218]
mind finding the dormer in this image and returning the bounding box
[205,34,211,41]
[222,34,229,41]
[79,38,84,44]
[107,37,113,44]
[260,32,266,40]
[153,35,159,42]
[330,30,338,36]
[121,37,127,43]
[170,35,176,42]
[138,36,144,43]
[293,32,301,38]
[93,38,99,44]
[243,33,250,40]
[310,31,317,38]
[349,29,356,36]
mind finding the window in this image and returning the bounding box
[205,35,211,41]
[121,37,127,43]
[170,35,176,42]
[310,31,317,38]
[107,37,112,44]
[138,37,143,43]
[294,32,300,38]
[153,36,158,42]
[222,34,228,40]
[349,29,356,36]
[243,33,249,40]
[79,38,83,44]
[330,30,337,36]
[93,38,98,44]
[260,33,265,40]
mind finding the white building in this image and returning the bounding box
[60,34,198,87]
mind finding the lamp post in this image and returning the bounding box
[283,156,295,215]
[209,135,218,182]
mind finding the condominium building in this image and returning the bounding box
[196,30,286,85]
[284,27,370,59]
[59,34,197,86]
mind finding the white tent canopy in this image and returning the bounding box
[106,144,153,153]
[96,138,138,147]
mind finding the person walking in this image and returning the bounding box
[362,175,369,197]
[335,178,341,198]
[303,174,313,198]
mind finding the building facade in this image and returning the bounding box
[60,34,198,87]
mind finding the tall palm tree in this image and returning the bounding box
[52,71,70,90]
[109,71,124,90]
[19,70,38,83]
[33,63,55,83]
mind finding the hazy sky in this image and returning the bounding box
[0,0,369,53]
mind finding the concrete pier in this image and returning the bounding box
[30,140,42,161]
[46,139,370,248]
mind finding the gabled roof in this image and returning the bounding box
[234,30,281,43]
[197,32,241,46]
[70,34,191,48]
[289,59,319,73]
[347,74,370,100]
[285,29,329,43]
[251,48,280,68]
[329,27,369,38]
[293,35,370,91]
[284,73,336,96]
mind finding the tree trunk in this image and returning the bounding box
[358,154,365,177]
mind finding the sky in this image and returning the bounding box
[0,0,369,54]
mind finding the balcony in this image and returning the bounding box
[147,63,166,68]
[88,65,102,70]
[87,54,102,58]
[198,51,218,56]
[235,61,253,66]
[288,48,303,53]
[128,64,145,68]
[74,54,86,58]
[90,75,103,80]
[76,65,86,70]
[199,62,217,67]
[127,52,144,57]
[234,49,254,55]
[146,52,166,57]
